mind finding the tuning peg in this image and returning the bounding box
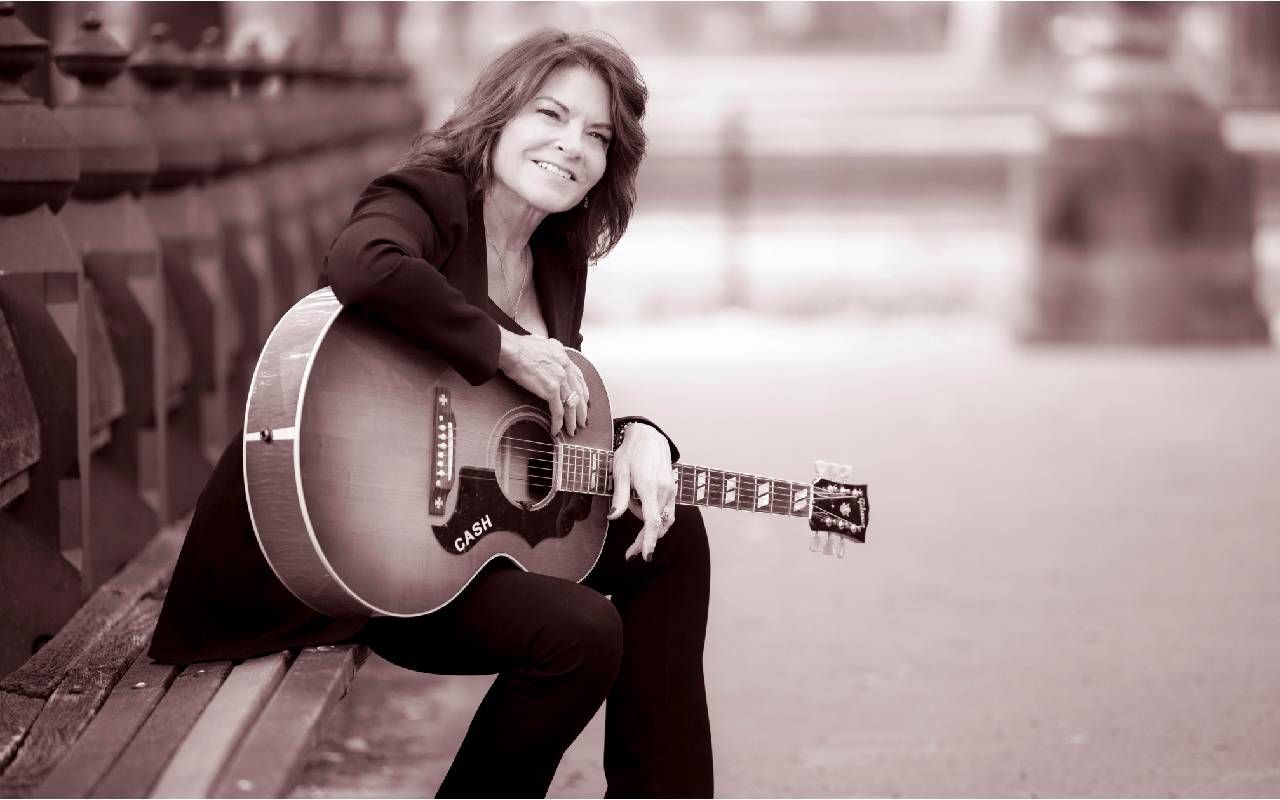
[814,459,830,479]
[836,538,846,559]
[810,531,821,553]
[822,532,835,556]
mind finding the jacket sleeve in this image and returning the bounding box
[323,170,502,386]
[614,415,681,464]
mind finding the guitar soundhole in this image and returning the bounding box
[496,419,555,508]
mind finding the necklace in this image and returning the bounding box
[487,238,530,316]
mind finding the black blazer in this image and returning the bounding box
[149,167,676,664]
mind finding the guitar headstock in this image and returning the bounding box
[808,460,870,558]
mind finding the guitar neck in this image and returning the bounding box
[556,444,814,518]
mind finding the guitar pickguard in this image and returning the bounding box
[432,467,595,556]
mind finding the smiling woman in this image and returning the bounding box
[147,29,714,800]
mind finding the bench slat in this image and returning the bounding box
[91,662,232,799]
[149,652,290,798]
[210,646,363,799]
[0,693,43,774]
[0,526,182,700]
[32,656,178,798]
[0,597,159,796]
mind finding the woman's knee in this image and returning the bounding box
[664,506,711,581]
[530,586,623,687]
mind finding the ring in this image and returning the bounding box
[565,390,581,406]
[659,509,671,524]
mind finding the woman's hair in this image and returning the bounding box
[397,29,648,263]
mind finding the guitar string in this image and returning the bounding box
[427,428,856,492]
[433,468,848,502]
[421,432,855,500]
[388,422,858,513]
[421,470,860,529]
[446,458,853,503]
[422,466,858,520]
[426,424,858,482]
[426,466,859,520]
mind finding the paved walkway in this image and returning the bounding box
[293,315,1280,798]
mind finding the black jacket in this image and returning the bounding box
[149,167,676,664]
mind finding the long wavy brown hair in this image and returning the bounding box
[397,30,648,263]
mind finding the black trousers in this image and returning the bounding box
[359,506,714,798]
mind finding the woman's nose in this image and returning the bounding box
[556,131,584,158]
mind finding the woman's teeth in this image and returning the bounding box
[534,161,573,181]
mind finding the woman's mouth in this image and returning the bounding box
[533,161,575,182]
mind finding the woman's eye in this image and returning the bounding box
[537,108,561,120]
[589,132,611,146]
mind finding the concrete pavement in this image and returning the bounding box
[293,315,1280,798]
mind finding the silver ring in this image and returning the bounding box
[659,508,672,524]
[565,390,581,406]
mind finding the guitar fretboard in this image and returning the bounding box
[556,444,813,518]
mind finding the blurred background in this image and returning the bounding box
[16,0,1280,327]
[2,1,1278,797]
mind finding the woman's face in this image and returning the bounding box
[490,65,613,214]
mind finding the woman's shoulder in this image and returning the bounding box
[369,165,474,217]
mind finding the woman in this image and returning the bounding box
[150,29,713,798]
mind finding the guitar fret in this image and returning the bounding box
[582,455,815,519]
[567,445,575,493]
[754,478,771,512]
[576,442,586,494]
[773,481,790,516]
[566,445,575,493]
[790,481,810,516]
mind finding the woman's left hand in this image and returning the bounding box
[608,423,677,561]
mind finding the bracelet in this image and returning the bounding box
[614,421,641,450]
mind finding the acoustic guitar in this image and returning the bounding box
[243,288,870,618]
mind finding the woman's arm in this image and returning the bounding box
[323,172,502,386]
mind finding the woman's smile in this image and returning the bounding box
[532,160,576,182]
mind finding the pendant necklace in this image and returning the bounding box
[487,198,531,316]
[488,238,530,316]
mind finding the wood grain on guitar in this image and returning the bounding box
[243,289,870,619]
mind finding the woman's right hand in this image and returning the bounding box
[497,328,590,436]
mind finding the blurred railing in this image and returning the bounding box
[0,3,422,677]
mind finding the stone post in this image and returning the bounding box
[1022,3,1269,344]
[243,40,315,320]
[0,0,86,673]
[192,26,272,428]
[130,24,231,473]
[53,13,169,575]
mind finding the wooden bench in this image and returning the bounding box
[0,523,369,798]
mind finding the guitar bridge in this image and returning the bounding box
[429,388,456,514]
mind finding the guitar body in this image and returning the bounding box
[243,288,612,618]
